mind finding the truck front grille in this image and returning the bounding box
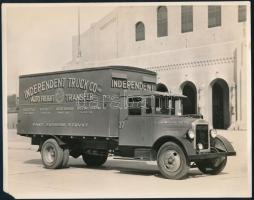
[196,124,209,150]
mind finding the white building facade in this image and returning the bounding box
[67,4,250,130]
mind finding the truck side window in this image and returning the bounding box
[155,96,169,114]
[169,98,175,115]
[128,97,142,115]
[155,96,161,113]
[175,98,182,116]
[146,97,152,114]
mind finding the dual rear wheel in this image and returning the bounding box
[41,138,69,169]
[41,138,108,169]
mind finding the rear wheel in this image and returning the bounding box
[41,138,64,169]
[82,153,108,167]
[61,148,70,168]
[157,142,189,179]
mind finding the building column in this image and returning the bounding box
[228,82,237,130]
[197,84,205,116]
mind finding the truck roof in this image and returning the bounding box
[121,90,187,98]
[19,65,156,78]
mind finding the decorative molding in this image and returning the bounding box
[146,56,235,72]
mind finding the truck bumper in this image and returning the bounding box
[189,151,236,161]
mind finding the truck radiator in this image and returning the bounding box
[196,124,209,150]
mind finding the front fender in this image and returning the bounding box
[175,136,196,156]
[152,135,196,159]
[212,135,236,154]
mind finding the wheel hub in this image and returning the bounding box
[45,146,56,163]
[163,150,181,172]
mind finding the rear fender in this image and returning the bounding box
[37,135,66,151]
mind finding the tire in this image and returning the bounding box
[157,142,189,180]
[41,138,64,169]
[197,156,227,175]
[82,153,108,167]
[61,148,70,168]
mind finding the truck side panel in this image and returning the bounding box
[18,67,157,138]
[18,70,112,137]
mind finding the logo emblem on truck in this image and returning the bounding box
[55,88,65,103]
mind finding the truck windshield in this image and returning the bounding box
[155,96,182,116]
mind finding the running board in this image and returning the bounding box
[113,156,146,161]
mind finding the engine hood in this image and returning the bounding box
[154,115,208,138]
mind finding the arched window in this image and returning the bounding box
[135,22,145,41]
[157,6,168,37]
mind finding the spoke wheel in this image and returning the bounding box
[157,142,189,179]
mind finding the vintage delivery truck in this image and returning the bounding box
[17,66,236,179]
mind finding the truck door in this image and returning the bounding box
[119,96,153,146]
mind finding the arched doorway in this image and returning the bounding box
[156,83,168,92]
[211,79,230,129]
[181,81,197,115]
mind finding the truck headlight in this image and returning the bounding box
[197,143,203,150]
[187,129,195,139]
[210,129,217,138]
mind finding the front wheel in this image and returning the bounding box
[197,156,227,175]
[157,142,189,179]
[82,153,108,167]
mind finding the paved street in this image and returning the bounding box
[4,129,251,198]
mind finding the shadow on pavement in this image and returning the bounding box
[24,158,228,180]
[24,159,42,165]
[69,159,159,177]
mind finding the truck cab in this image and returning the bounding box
[119,90,187,146]
[116,90,236,179]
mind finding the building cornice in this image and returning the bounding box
[147,56,235,72]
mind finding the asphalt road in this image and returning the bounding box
[4,129,251,198]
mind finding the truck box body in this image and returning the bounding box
[18,66,156,138]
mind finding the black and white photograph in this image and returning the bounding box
[2,2,251,198]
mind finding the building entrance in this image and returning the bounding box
[212,79,230,129]
[181,81,197,115]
